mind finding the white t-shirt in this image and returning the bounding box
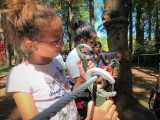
[66,48,80,80]
[6,56,78,120]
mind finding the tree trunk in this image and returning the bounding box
[89,0,94,27]
[69,3,74,50]
[148,8,151,41]
[102,0,157,119]
[102,0,132,95]
[67,2,74,51]
[6,43,13,67]
[136,5,144,45]
[129,0,133,53]
[0,13,2,33]
[155,3,160,52]
[65,0,75,51]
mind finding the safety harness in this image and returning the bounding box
[149,62,160,111]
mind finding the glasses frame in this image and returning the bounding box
[36,32,64,48]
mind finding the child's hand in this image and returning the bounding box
[86,99,119,120]
[77,60,95,81]
[87,60,95,70]
[73,60,94,90]
[110,68,119,78]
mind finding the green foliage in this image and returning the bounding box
[133,40,156,55]
[42,0,98,41]
[63,40,69,51]
[97,37,108,51]
[0,64,11,76]
[144,40,156,53]
[133,42,145,55]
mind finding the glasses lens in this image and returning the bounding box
[55,33,64,47]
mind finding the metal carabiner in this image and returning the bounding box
[76,44,94,71]
[76,44,93,59]
[108,59,120,68]
[86,68,116,109]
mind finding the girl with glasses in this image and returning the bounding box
[5,0,119,120]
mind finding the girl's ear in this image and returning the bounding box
[24,38,38,51]
[79,39,84,44]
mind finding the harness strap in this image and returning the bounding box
[76,102,84,109]
[156,94,160,101]
[148,88,160,111]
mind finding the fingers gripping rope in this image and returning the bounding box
[32,69,116,120]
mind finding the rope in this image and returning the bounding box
[32,76,98,120]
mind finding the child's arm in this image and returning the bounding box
[72,60,94,90]
[13,92,39,120]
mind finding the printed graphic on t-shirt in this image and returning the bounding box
[58,101,77,120]
[44,66,77,120]
[44,67,69,99]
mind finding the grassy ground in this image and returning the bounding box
[0,65,159,120]
[0,65,11,76]
[132,66,158,110]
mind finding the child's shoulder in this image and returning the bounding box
[8,62,32,75]
[7,62,30,81]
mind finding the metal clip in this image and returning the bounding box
[86,68,116,109]
[76,44,94,71]
[76,44,93,59]
[108,59,119,68]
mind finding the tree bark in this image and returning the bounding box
[129,0,133,53]
[89,0,94,27]
[102,0,132,96]
[148,8,151,41]
[155,2,160,52]
[136,4,144,45]
[102,0,157,119]
[65,1,74,51]
[6,43,13,66]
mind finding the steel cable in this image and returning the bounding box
[32,76,98,120]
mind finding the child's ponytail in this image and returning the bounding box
[6,0,37,41]
[4,0,57,54]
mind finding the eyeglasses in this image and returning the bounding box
[36,33,64,48]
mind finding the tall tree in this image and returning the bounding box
[102,0,157,119]
[136,1,144,45]
[43,0,90,51]
[155,0,160,52]
[129,0,133,53]
[64,0,74,50]
[102,0,132,99]
[89,0,94,27]
[147,1,152,41]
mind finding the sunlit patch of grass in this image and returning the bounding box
[132,67,158,111]
[0,65,11,77]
